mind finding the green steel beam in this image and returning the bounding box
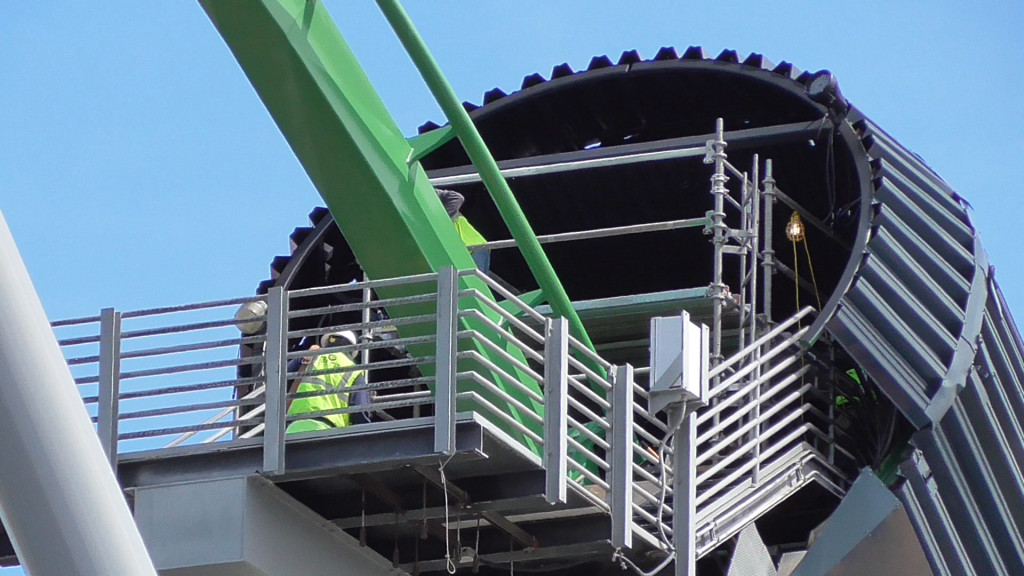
[374,0,598,357]
[200,0,543,450]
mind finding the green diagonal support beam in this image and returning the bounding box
[200,0,546,450]
[374,0,597,358]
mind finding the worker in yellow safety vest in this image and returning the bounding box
[286,330,370,433]
[436,189,490,273]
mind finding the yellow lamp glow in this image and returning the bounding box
[786,212,805,242]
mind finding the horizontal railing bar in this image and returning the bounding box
[59,334,102,347]
[120,316,259,340]
[708,306,814,379]
[453,390,544,447]
[632,501,673,538]
[567,416,611,452]
[459,349,544,405]
[287,273,439,298]
[119,356,260,381]
[119,418,254,440]
[286,375,435,402]
[697,384,810,466]
[695,427,811,511]
[120,396,262,421]
[120,335,265,361]
[284,334,438,362]
[566,357,614,394]
[462,327,548,385]
[460,270,546,324]
[120,295,266,320]
[459,372,544,427]
[565,394,610,434]
[52,315,102,328]
[697,365,809,437]
[463,289,547,346]
[566,480,610,512]
[166,385,268,447]
[459,306,545,362]
[567,375,612,411]
[566,458,610,491]
[566,436,610,473]
[696,403,811,483]
[632,380,650,398]
[66,354,100,366]
[476,217,710,252]
[284,397,434,424]
[566,337,614,372]
[632,461,673,497]
[698,357,807,425]
[707,326,809,397]
[113,376,264,402]
[287,295,436,321]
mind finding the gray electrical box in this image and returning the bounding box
[649,311,709,415]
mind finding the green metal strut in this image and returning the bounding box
[200,0,546,451]
[374,0,598,357]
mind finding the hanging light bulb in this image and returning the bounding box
[786,212,805,242]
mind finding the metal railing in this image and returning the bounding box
[53,268,855,559]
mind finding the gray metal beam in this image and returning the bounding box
[428,119,833,186]
[0,210,157,575]
[263,286,287,474]
[611,363,635,550]
[413,465,538,549]
[134,476,402,576]
[434,267,458,454]
[97,307,122,469]
[118,418,490,488]
[674,408,697,576]
[544,317,568,505]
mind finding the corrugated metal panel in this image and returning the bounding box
[893,277,1024,575]
[826,118,987,428]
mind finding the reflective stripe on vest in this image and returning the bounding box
[287,353,365,429]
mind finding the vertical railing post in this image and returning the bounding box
[543,317,568,505]
[761,159,775,326]
[707,117,728,372]
[97,307,122,470]
[434,267,458,455]
[674,406,697,576]
[611,363,634,550]
[263,287,287,475]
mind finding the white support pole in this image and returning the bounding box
[674,406,698,576]
[543,317,568,505]
[263,286,288,475]
[0,210,157,575]
[761,159,776,325]
[97,307,122,470]
[611,364,635,550]
[434,266,458,455]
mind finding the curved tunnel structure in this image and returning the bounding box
[253,47,1024,573]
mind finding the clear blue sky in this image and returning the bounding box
[1,1,1022,572]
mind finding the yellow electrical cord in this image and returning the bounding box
[786,212,823,316]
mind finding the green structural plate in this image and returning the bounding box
[201,0,543,451]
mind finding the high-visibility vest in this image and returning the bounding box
[287,352,365,430]
[453,215,487,247]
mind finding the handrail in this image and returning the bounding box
[51,267,855,561]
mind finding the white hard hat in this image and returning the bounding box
[321,330,357,348]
